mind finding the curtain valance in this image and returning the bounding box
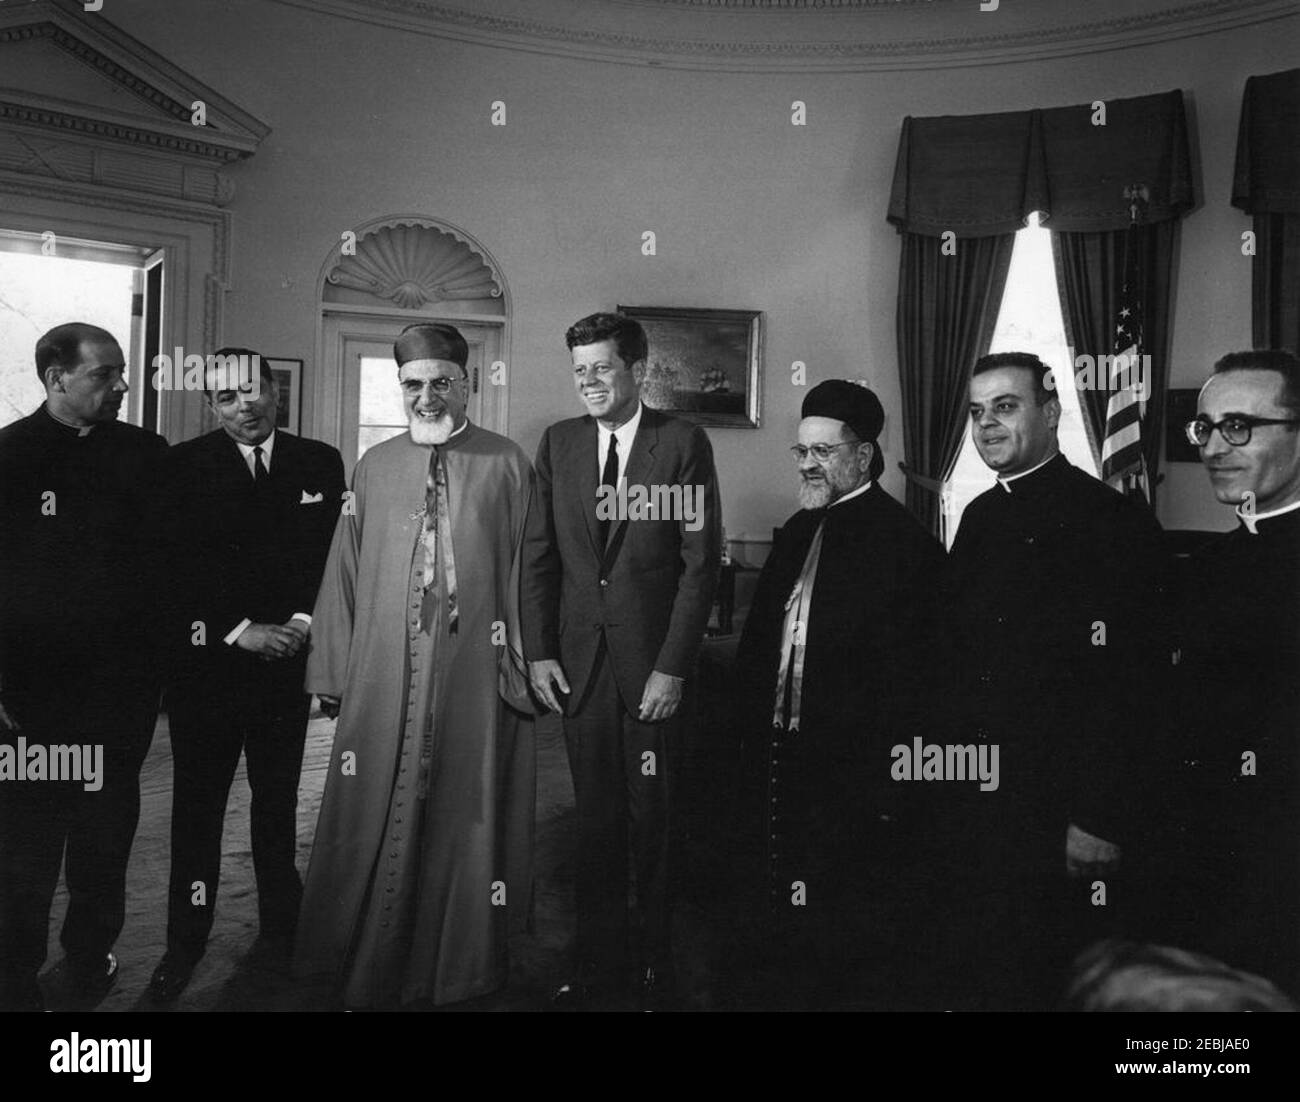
[1232,67,1300,215]
[888,90,1194,237]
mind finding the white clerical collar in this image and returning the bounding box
[997,451,1058,492]
[44,404,95,436]
[598,402,643,452]
[1236,496,1300,535]
[235,429,276,468]
[831,480,873,508]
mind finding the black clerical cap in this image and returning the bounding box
[801,379,884,442]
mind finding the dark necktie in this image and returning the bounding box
[599,434,619,547]
[253,445,269,493]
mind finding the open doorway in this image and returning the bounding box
[0,230,163,432]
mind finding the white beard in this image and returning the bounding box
[409,410,456,445]
[798,477,833,511]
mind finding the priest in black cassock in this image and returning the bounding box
[728,380,945,1009]
[942,351,1167,1011]
[0,323,168,1011]
[1174,349,1300,998]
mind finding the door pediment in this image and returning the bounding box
[0,0,268,202]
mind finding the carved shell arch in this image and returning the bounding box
[324,219,505,312]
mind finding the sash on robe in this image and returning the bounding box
[773,518,826,732]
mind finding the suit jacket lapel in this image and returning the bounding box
[268,432,294,486]
[576,418,603,562]
[214,430,254,489]
[621,409,659,491]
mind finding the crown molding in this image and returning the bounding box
[610,0,950,8]
[268,0,1296,72]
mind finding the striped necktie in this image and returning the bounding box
[418,446,458,635]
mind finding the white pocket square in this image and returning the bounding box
[300,491,324,504]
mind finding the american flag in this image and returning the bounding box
[1100,194,1150,500]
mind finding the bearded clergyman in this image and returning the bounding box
[293,323,536,1009]
[728,380,945,1009]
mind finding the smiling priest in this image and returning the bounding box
[293,323,537,1009]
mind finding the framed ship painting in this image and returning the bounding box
[617,305,762,428]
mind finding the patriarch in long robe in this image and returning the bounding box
[294,323,536,1009]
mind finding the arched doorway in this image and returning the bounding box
[312,215,511,478]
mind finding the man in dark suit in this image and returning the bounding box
[148,348,344,1000]
[943,350,1166,1010]
[523,312,721,1009]
[730,380,946,1009]
[0,323,168,1011]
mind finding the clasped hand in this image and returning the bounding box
[236,621,308,662]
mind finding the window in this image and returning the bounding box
[942,213,1099,548]
[357,353,411,460]
[0,239,143,430]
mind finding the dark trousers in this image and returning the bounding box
[563,643,679,985]
[164,673,309,959]
[0,680,158,1010]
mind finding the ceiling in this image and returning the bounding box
[272,0,1296,71]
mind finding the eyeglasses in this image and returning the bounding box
[401,376,463,396]
[1184,415,1300,447]
[789,441,861,463]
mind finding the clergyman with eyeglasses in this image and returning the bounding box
[293,323,537,1009]
[727,379,945,1009]
[1173,348,1300,1000]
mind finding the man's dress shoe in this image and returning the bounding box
[69,952,119,1001]
[148,952,197,1002]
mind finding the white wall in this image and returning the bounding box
[104,0,1300,537]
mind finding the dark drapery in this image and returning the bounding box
[888,90,1194,237]
[1252,214,1300,351]
[1233,68,1300,351]
[895,231,1014,534]
[888,88,1193,527]
[1051,221,1179,503]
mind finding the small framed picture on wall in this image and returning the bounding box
[265,357,303,435]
